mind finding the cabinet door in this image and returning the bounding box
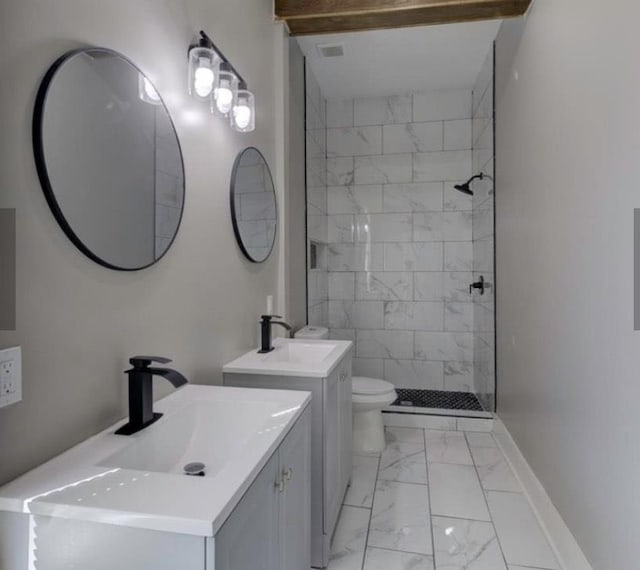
[215,452,280,570]
[338,358,353,494]
[279,409,311,570]
[324,370,342,536]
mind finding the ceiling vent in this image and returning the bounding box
[316,43,345,58]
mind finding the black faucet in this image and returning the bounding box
[259,315,292,353]
[115,356,188,436]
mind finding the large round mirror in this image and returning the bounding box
[230,147,277,263]
[33,48,185,271]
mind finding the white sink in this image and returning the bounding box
[101,398,286,477]
[265,342,336,364]
[223,338,353,378]
[0,385,310,536]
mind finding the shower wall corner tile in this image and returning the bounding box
[383,122,443,154]
[384,359,444,390]
[354,94,412,126]
[357,329,414,360]
[443,119,472,151]
[354,154,413,185]
[330,328,356,342]
[353,357,385,378]
[326,98,354,128]
[383,182,443,213]
[412,89,472,122]
[327,126,382,157]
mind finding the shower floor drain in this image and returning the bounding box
[392,389,484,411]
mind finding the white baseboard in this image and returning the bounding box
[493,416,593,570]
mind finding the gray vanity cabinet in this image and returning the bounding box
[213,452,280,570]
[279,407,312,570]
[0,408,310,570]
[324,364,352,541]
[224,351,352,568]
[214,407,310,570]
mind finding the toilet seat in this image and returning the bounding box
[352,376,395,396]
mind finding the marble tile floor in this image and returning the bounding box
[328,427,559,570]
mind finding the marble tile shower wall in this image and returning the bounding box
[306,68,329,326]
[325,89,476,392]
[472,52,496,411]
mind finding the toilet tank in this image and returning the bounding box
[294,326,329,340]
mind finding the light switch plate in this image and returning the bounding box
[0,346,21,408]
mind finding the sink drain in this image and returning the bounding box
[184,462,206,476]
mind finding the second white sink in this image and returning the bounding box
[266,341,336,364]
[223,338,353,378]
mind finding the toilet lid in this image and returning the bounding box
[352,376,396,396]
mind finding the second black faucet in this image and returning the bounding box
[259,315,292,353]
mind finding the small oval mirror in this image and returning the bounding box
[33,47,185,271]
[230,147,277,263]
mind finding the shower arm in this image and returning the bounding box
[467,173,484,184]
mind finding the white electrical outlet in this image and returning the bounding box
[0,346,21,409]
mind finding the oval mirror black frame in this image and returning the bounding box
[230,147,278,263]
[33,47,185,271]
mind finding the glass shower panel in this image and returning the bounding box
[471,47,496,412]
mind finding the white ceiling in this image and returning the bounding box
[297,21,502,99]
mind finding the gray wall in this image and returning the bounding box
[0,210,16,331]
[495,1,640,567]
[0,0,285,485]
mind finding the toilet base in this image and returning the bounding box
[353,409,386,455]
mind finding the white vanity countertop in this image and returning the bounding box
[0,385,311,537]
[223,338,353,378]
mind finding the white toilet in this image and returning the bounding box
[351,376,397,455]
[294,327,398,455]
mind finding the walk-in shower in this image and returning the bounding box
[303,41,497,418]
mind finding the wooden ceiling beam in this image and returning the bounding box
[275,0,531,36]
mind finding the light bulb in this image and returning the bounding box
[188,44,219,100]
[194,57,214,97]
[233,104,251,129]
[230,88,255,132]
[215,81,234,114]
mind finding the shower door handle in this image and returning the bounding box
[469,276,487,295]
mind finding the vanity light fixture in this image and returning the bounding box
[188,30,255,132]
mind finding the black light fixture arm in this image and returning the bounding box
[197,30,247,87]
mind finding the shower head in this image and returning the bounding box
[454,173,484,196]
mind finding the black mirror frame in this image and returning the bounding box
[229,147,278,264]
[32,46,186,272]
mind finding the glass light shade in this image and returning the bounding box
[138,75,162,105]
[230,89,255,132]
[213,63,238,117]
[188,45,219,100]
